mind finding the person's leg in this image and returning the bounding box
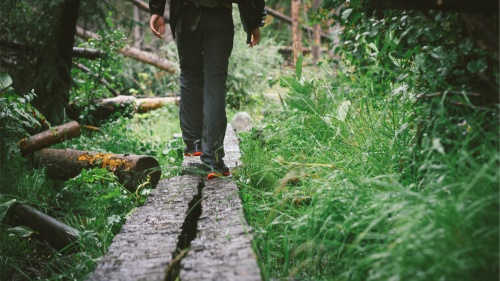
[176,5,204,151]
[200,6,234,165]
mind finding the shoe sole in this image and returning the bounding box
[184,152,202,157]
[207,171,230,179]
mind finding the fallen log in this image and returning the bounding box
[100,95,180,106]
[101,95,181,113]
[66,95,179,122]
[82,125,100,132]
[100,95,136,106]
[75,27,177,73]
[72,47,104,60]
[136,97,180,113]
[66,96,136,125]
[34,148,161,191]
[10,203,80,252]
[19,121,81,156]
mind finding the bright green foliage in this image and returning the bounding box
[239,66,498,280]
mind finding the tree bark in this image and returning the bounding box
[10,204,80,252]
[312,0,323,63]
[291,0,302,65]
[133,5,143,49]
[33,148,161,191]
[76,27,177,73]
[19,121,81,156]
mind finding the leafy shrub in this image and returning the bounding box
[322,0,498,100]
[0,73,44,161]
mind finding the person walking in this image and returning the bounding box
[149,0,266,179]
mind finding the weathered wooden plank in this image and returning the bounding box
[179,178,260,281]
[178,124,260,281]
[87,124,260,280]
[86,175,201,281]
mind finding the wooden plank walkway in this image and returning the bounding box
[86,124,260,281]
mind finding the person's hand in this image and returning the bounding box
[248,28,261,47]
[150,14,165,39]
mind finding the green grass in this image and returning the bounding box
[236,65,499,280]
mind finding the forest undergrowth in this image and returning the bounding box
[0,104,184,280]
[0,3,498,280]
[235,4,499,280]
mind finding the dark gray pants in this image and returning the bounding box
[176,5,234,165]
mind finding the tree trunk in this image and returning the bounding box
[133,5,143,49]
[33,148,161,191]
[291,0,302,65]
[312,0,323,63]
[10,204,80,252]
[75,27,177,73]
[30,0,81,125]
[19,121,81,156]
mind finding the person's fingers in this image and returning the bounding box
[248,28,261,47]
[150,15,163,39]
[252,33,260,46]
[158,24,164,37]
